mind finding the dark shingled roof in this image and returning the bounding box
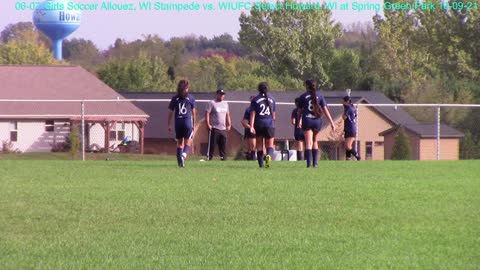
[120,90,423,139]
[0,65,148,121]
[379,124,464,138]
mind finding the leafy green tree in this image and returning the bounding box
[392,127,411,160]
[0,30,57,64]
[97,52,174,91]
[239,0,342,83]
[460,131,480,159]
[330,49,362,90]
[63,38,101,70]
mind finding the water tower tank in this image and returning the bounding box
[33,0,81,61]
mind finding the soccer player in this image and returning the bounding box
[250,82,276,168]
[167,80,196,167]
[241,96,256,160]
[343,96,360,160]
[298,80,336,168]
[291,98,304,161]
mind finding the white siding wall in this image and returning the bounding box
[0,120,69,152]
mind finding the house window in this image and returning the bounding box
[366,141,373,160]
[375,141,384,147]
[10,121,18,142]
[109,122,126,141]
[45,120,54,132]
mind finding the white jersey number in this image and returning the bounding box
[308,100,314,112]
[178,103,187,115]
[259,104,271,116]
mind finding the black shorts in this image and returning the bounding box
[244,128,255,139]
[344,130,356,138]
[294,128,305,141]
[255,126,275,139]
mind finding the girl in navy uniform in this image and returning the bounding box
[167,80,196,167]
[298,80,335,168]
[291,98,304,161]
[241,96,256,160]
[343,96,360,160]
[249,82,276,168]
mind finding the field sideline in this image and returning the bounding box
[0,160,479,269]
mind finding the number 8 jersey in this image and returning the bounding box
[251,93,276,128]
[168,94,195,124]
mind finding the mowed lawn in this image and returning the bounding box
[0,160,479,269]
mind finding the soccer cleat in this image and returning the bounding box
[265,155,271,168]
[179,156,185,168]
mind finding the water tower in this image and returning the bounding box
[33,0,81,61]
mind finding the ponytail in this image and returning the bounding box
[177,79,189,99]
[306,79,322,118]
[258,82,270,111]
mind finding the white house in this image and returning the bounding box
[0,65,148,153]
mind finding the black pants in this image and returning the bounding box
[208,128,227,160]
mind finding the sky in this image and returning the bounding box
[1,0,382,49]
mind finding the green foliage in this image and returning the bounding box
[0,30,57,64]
[69,126,81,159]
[178,55,301,91]
[460,131,480,159]
[239,0,342,84]
[97,53,175,91]
[392,127,411,160]
[330,49,362,90]
[63,38,102,70]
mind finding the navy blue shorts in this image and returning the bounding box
[294,128,305,141]
[175,123,193,139]
[302,118,322,132]
[254,126,275,139]
[244,128,255,139]
[344,130,356,138]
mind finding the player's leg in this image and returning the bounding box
[345,136,354,160]
[218,130,227,160]
[312,129,320,167]
[265,136,274,168]
[176,138,185,167]
[297,140,304,161]
[303,129,313,168]
[256,134,265,168]
[249,138,256,160]
[208,128,216,160]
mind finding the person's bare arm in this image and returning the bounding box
[297,108,303,128]
[322,106,336,131]
[249,110,256,134]
[226,111,231,131]
[192,108,196,130]
[205,110,211,130]
[167,110,173,132]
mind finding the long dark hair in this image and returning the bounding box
[177,79,189,99]
[306,79,322,118]
[258,82,270,111]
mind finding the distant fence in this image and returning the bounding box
[0,99,479,161]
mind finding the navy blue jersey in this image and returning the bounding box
[243,106,252,123]
[343,104,357,132]
[250,94,276,128]
[298,92,327,120]
[168,94,195,123]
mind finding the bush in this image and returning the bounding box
[392,127,411,160]
[69,126,81,159]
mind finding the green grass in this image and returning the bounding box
[0,160,479,269]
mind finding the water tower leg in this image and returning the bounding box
[53,39,63,61]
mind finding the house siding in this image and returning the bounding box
[419,138,459,160]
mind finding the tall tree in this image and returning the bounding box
[239,0,342,84]
[63,38,101,69]
[0,30,56,64]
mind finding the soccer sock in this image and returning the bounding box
[305,149,312,168]
[182,145,191,158]
[267,147,274,157]
[312,149,319,166]
[250,151,256,161]
[297,150,303,161]
[176,147,183,165]
[351,149,359,159]
[257,151,264,168]
[346,149,352,159]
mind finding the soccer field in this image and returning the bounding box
[0,160,479,269]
